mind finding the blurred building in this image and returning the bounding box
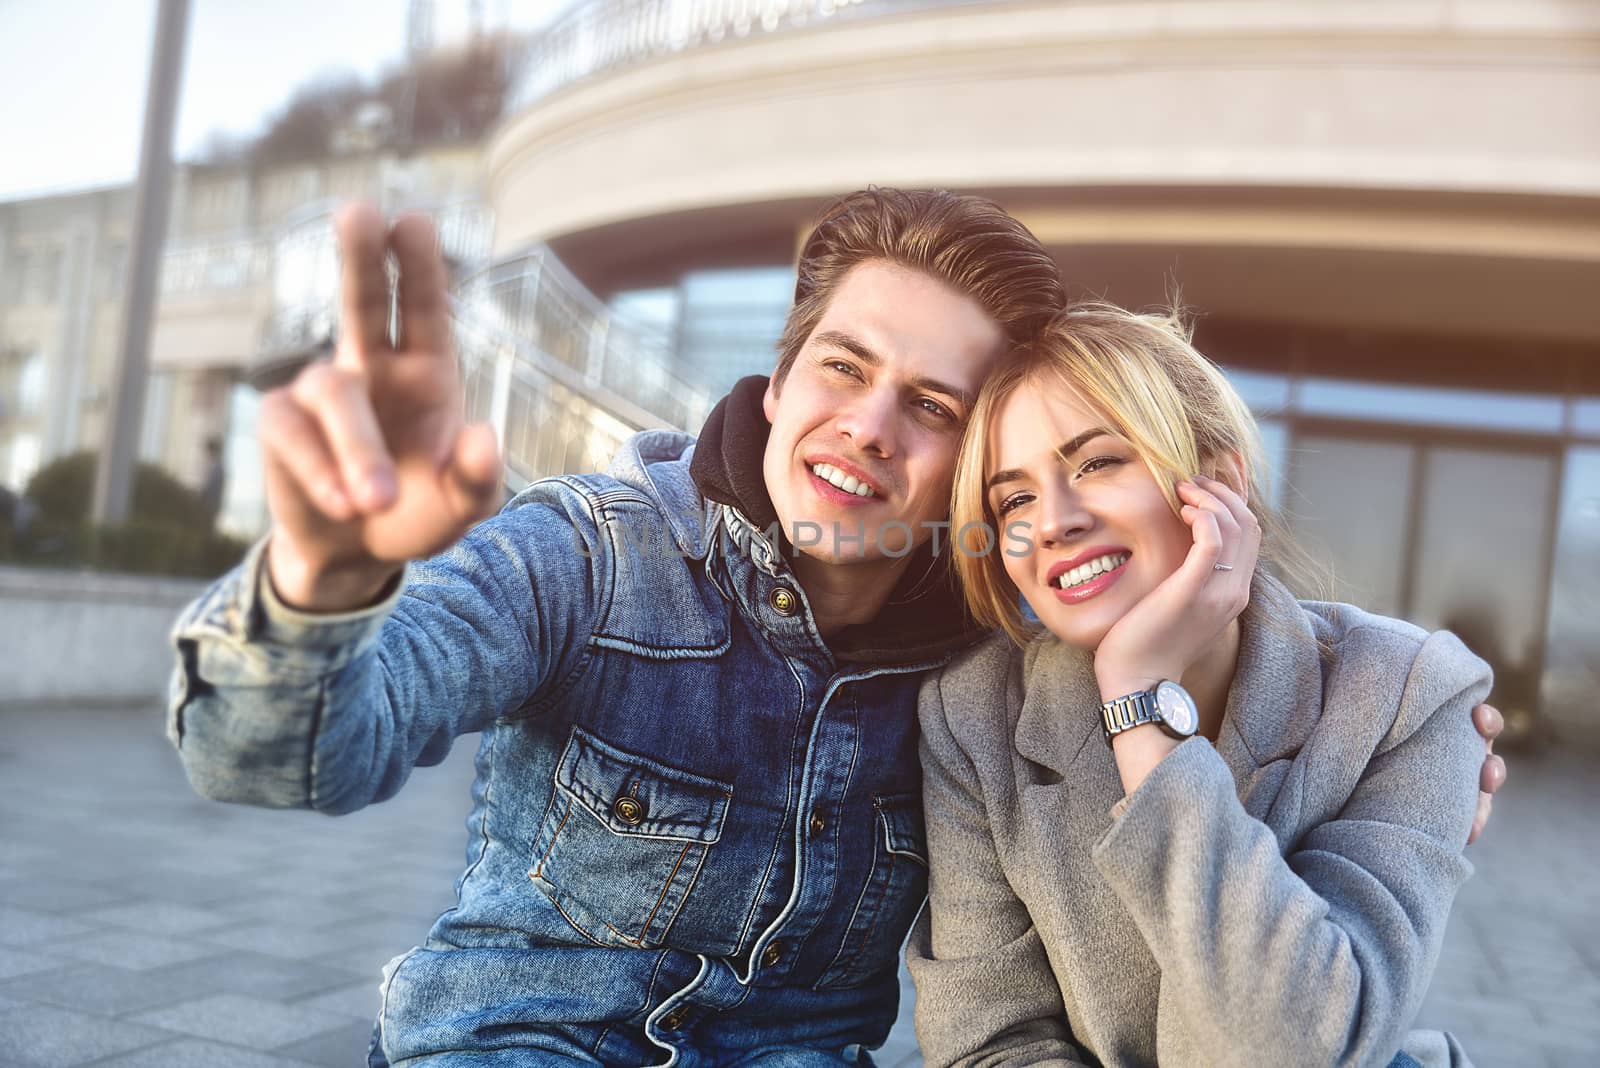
[1,0,1595,741]
[480,0,1600,740]
[0,142,483,500]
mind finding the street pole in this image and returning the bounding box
[92,0,191,524]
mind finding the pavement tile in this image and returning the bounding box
[0,908,100,949]
[49,929,221,971]
[128,992,354,1050]
[0,947,71,982]
[203,922,374,961]
[108,867,263,907]
[0,962,218,1016]
[0,878,128,915]
[141,950,367,1001]
[83,1038,321,1068]
[276,1018,379,1068]
[0,1004,177,1068]
[74,900,235,936]
[1545,1044,1600,1068]
[290,979,382,1022]
[208,893,371,929]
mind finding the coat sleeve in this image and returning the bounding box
[907,667,1097,1068]
[1091,630,1490,1067]
[166,487,601,815]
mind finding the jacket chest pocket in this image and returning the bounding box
[816,792,929,989]
[529,727,732,950]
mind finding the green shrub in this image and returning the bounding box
[24,451,214,528]
[10,453,248,578]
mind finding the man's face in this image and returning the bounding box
[762,260,1007,565]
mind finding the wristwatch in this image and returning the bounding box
[1100,679,1199,746]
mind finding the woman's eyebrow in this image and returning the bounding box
[986,427,1114,491]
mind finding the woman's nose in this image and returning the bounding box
[1035,481,1093,549]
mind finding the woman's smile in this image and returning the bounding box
[1045,547,1132,604]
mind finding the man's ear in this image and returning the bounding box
[1208,451,1249,504]
[762,376,780,425]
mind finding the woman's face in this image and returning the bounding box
[985,376,1194,650]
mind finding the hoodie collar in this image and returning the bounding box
[689,375,986,667]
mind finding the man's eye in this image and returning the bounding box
[916,398,954,422]
[825,359,861,379]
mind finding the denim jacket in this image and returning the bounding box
[168,410,974,1065]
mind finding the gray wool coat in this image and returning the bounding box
[906,575,1489,1068]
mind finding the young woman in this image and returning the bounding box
[907,303,1486,1067]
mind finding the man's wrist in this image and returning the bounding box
[266,534,401,614]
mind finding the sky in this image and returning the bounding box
[0,0,569,201]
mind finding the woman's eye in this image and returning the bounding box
[996,492,1034,516]
[1078,455,1124,477]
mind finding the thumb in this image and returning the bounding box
[444,422,503,524]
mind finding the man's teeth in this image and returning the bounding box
[810,463,875,498]
[1054,552,1130,589]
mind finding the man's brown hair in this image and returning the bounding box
[771,187,1063,389]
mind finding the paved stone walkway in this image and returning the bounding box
[0,703,1593,1066]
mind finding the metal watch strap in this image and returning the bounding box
[1101,689,1163,745]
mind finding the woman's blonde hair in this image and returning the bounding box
[951,301,1316,646]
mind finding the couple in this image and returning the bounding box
[168,188,1502,1066]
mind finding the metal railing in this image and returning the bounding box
[160,235,274,296]
[247,199,713,487]
[509,0,947,109]
[453,248,714,485]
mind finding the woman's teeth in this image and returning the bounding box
[810,463,876,498]
[1054,552,1130,589]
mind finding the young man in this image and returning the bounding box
[167,189,1502,1065]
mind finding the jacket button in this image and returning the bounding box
[660,1006,688,1031]
[613,796,646,826]
[769,586,798,616]
[808,812,826,836]
[761,940,785,968]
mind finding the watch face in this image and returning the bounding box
[1154,680,1198,736]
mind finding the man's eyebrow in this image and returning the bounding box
[812,330,976,411]
[985,427,1115,491]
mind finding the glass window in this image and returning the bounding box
[1540,447,1600,734]
[1409,446,1558,722]
[5,431,41,491]
[1223,367,1291,414]
[1573,398,1600,438]
[1255,418,1288,511]
[1298,378,1564,434]
[17,350,46,416]
[1286,435,1415,616]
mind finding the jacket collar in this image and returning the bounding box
[689,375,987,668]
[1014,572,1324,784]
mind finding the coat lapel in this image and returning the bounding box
[1214,575,1326,834]
[1012,575,1326,837]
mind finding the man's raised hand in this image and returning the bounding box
[261,203,501,612]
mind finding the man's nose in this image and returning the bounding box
[835,387,898,457]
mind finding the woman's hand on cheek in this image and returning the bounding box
[1093,475,1261,702]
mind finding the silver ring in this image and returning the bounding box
[1213,563,1234,572]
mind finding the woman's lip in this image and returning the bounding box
[808,469,878,506]
[1049,558,1130,604]
[1046,546,1130,583]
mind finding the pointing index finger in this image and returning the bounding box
[335,202,393,367]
